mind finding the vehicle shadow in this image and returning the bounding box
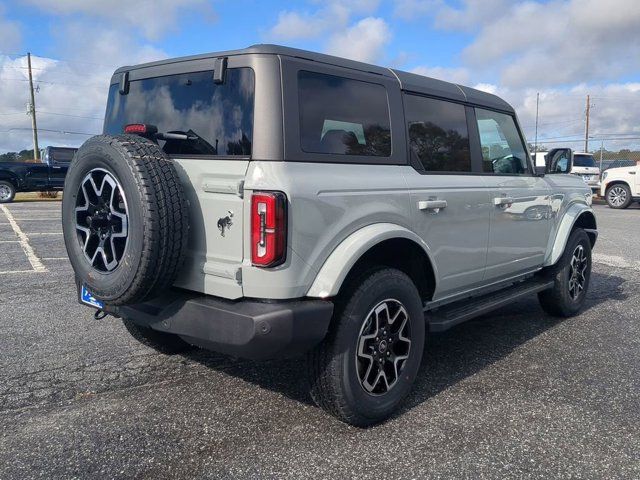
[183,271,628,415]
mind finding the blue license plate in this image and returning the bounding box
[81,285,104,309]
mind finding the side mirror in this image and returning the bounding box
[545,148,573,174]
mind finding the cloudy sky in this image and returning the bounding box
[1,0,639,153]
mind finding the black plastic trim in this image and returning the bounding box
[97,289,334,360]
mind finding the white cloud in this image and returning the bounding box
[267,0,382,40]
[23,0,214,40]
[326,17,392,63]
[413,0,640,88]
[0,24,166,153]
[411,65,470,84]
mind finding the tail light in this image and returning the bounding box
[251,191,287,267]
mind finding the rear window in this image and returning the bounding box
[48,147,76,164]
[298,71,391,157]
[573,154,596,167]
[104,68,254,156]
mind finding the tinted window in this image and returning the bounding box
[48,147,77,164]
[476,108,530,174]
[298,71,391,157]
[104,68,254,156]
[573,154,595,167]
[404,95,471,172]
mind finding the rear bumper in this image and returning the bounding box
[103,289,334,360]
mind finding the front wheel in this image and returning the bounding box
[605,183,632,209]
[0,180,16,203]
[308,268,425,427]
[538,228,592,317]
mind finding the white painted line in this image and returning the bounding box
[12,218,62,221]
[27,232,63,236]
[42,257,68,260]
[0,269,40,275]
[0,240,20,243]
[0,205,47,273]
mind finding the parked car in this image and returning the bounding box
[62,45,597,426]
[0,146,76,203]
[534,151,600,193]
[600,161,640,208]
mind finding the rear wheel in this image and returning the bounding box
[605,183,632,209]
[0,180,16,203]
[308,268,425,427]
[538,228,592,317]
[122,318,193,355]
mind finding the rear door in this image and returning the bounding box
[103,56,260,299]
[402,94,491,299]
[472,107,551,281]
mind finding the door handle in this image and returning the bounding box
[418,200,447,212]
[493,196,515,207]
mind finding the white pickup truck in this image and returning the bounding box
[535,151,600,194]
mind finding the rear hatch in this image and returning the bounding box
[103,67,255,299]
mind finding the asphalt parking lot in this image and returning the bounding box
[0,201,639,479]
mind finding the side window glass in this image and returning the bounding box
[298,71,391,157]
[404,95,471,172]
[475,108,530,174]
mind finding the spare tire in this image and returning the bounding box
[62,134,189,306]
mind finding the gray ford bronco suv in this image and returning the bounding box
[62,45,597,426]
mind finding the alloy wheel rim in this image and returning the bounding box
[74,168,129,272]
[568,244,588,301]
[0,185,11,200]
[355,299,412,395]
[608,186,627,207]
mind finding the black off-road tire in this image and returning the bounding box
[122,318,193,355]
[62,135,189,306]
[538,228,592,317]
[0,180,16,203]
[308,268,425,427]
[605,183,632,209]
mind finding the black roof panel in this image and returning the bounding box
[114,44,514,113]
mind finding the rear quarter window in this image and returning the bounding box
[298,71,391,157]
[104,68,254,157]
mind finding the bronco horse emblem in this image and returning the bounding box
[217,210,234,237]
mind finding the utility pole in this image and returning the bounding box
[599,140,604,172]
[584,94,590,153]
[27,52,40,161]
[534,92,539,153]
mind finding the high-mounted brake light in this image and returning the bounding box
[124,124,158,136]
[251,192,287,267]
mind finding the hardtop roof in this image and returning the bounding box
[113,44,514,113]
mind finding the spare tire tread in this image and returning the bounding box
[63,134,189,305]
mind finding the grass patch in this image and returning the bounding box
[14,192,63,202]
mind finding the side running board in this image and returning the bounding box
[426,278,554,332]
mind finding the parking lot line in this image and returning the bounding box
[0,205,48,273]
[28,232,63,236]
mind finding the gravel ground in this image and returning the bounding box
[0,201,638,479]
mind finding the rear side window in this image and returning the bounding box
[298,71,391,157]
[404,94,471,172]
[104,68,254,156]
[475,108,530,174]
[48,147,76,165]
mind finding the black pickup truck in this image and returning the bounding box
[0,146,76,203]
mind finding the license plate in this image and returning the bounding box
[80,285,104,309]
